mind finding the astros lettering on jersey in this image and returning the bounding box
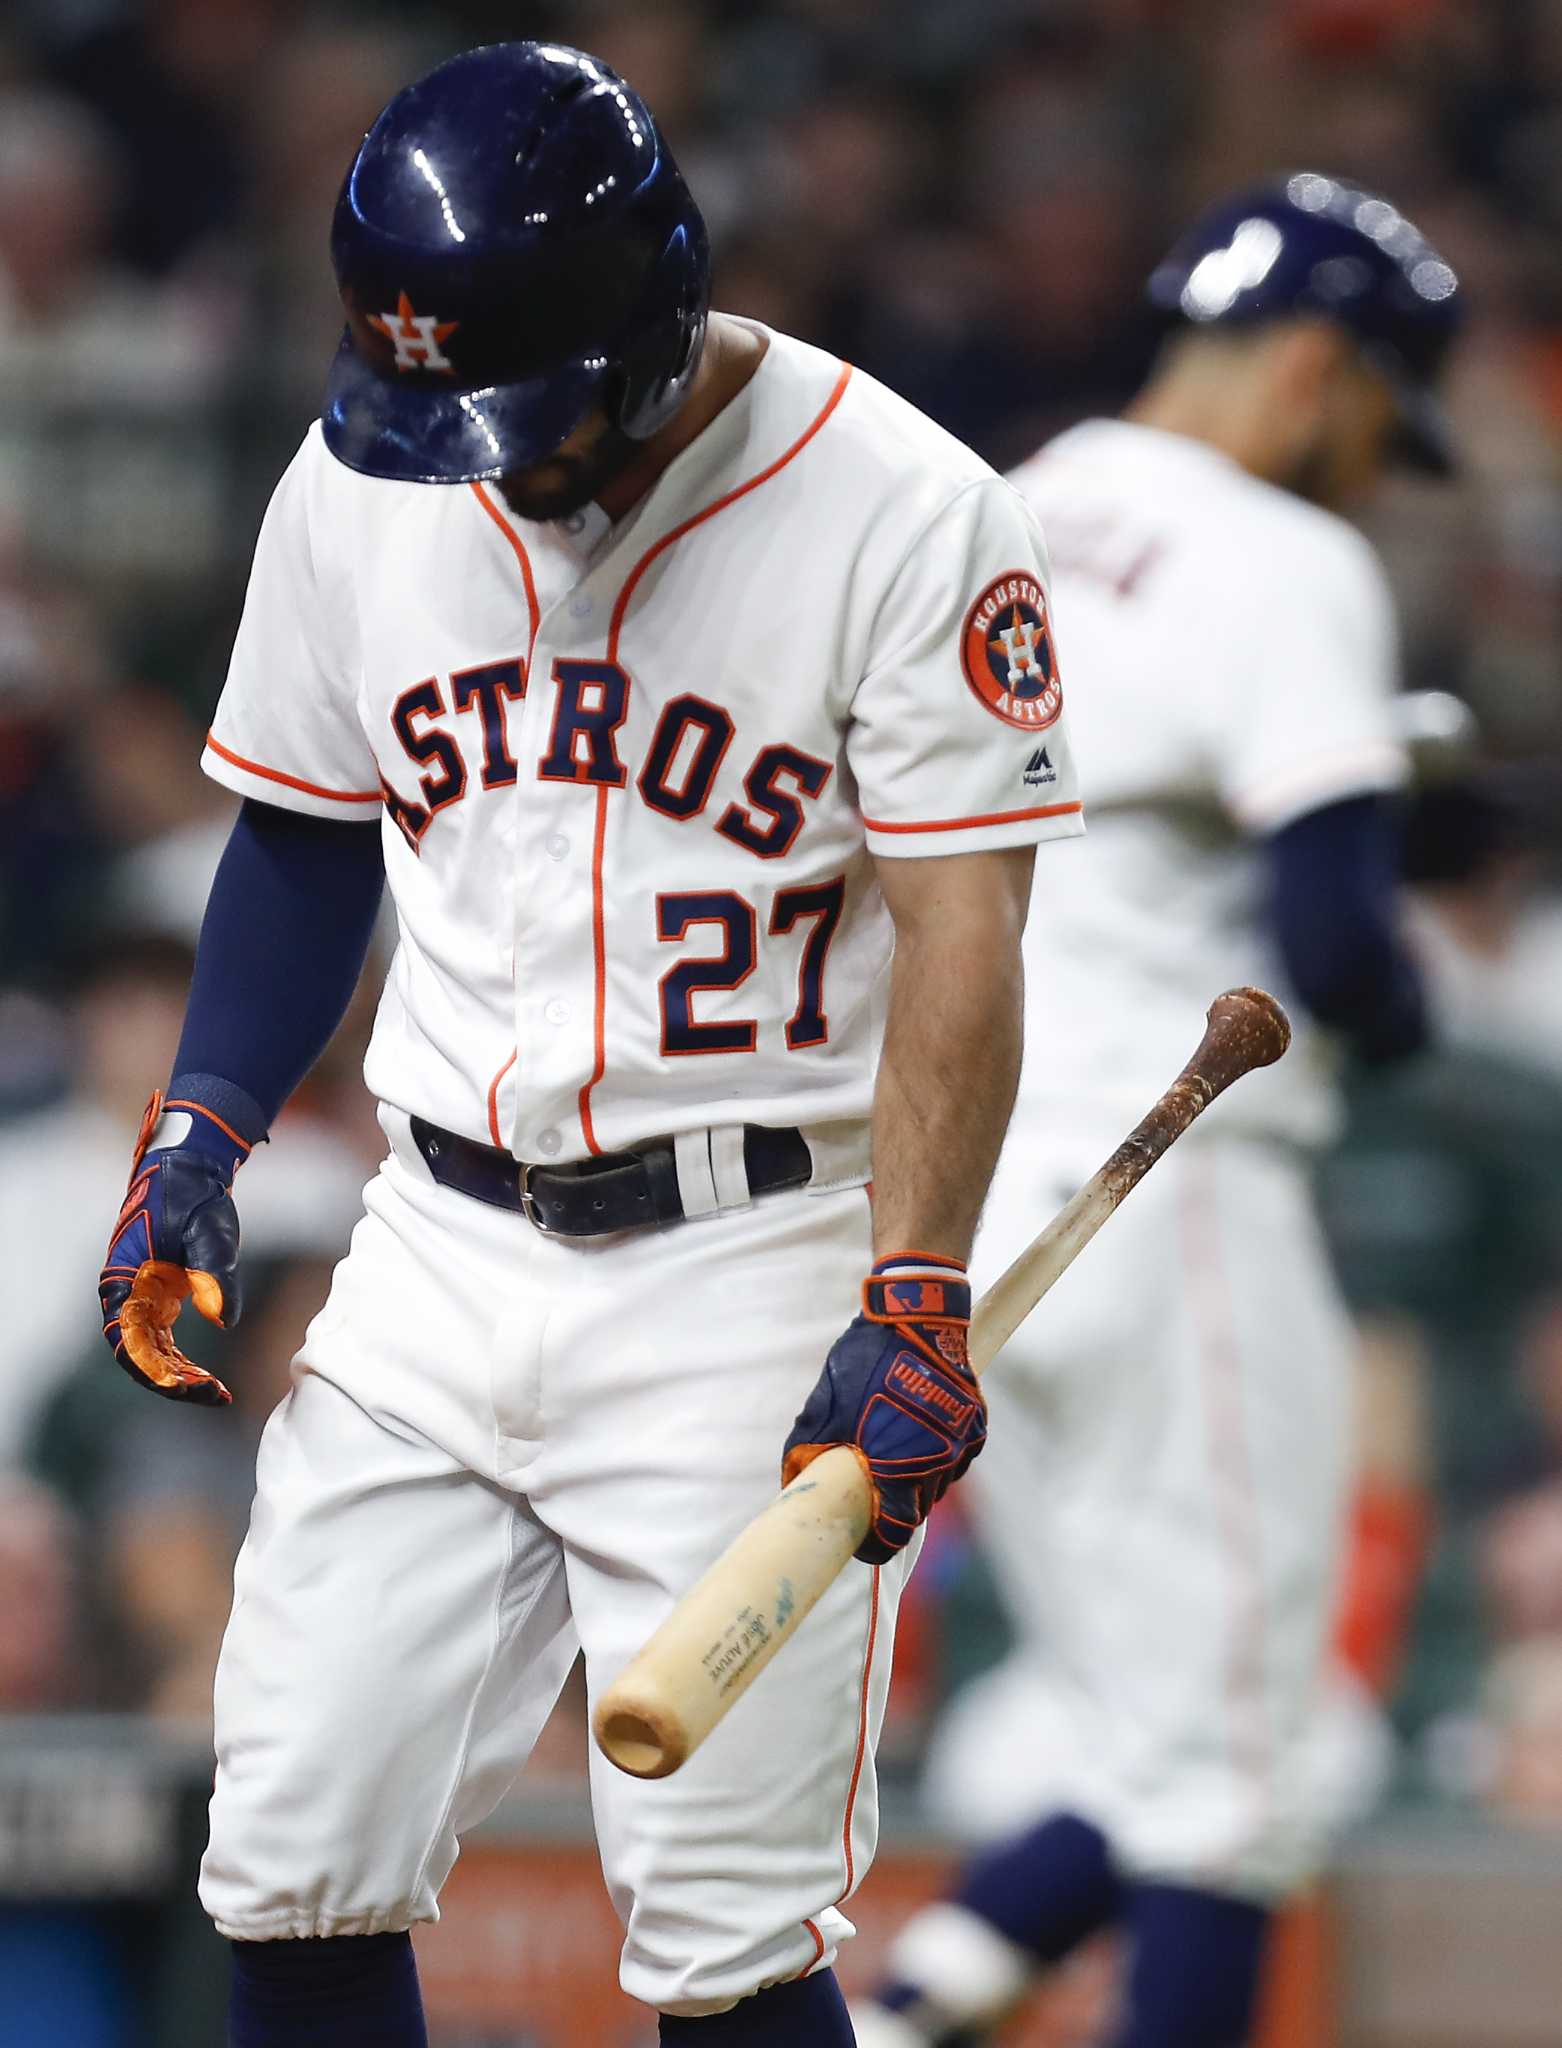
[204,325,1084,1168]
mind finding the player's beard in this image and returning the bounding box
[496,418,641,524]
[1281,431,1347,512]
[1282,376,1396,512]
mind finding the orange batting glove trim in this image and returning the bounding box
[116,1260,233,1403]
[780,1440,882,1537]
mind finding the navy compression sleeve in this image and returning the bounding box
[172,798,385,1128]
[1267,792,1426,1065]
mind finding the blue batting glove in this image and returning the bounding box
[98,1075,265,1405]
[782,1253,986,1565]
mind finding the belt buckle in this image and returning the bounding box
[517,1162,554,1235]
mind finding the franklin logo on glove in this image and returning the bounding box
[887,1356,977,1424]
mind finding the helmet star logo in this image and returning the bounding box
[368,291,460,373]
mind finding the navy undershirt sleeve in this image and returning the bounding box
[1267,792,1427,1065]
[172,798,386,1128]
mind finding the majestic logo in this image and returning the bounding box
[368,291,460,373]
[1023,746,1057,788]
[961,571,1063,731]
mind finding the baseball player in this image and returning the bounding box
[853,178,1459,2048]
[94,43,1083,2048]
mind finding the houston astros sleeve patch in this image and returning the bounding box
[961,571,1063,731]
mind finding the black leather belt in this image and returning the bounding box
[408,1116,813,1236]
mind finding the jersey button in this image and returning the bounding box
[569,595,593,619]
[536,1128,563,1157]
[561,513,586,536]
[545,835,569,861]
[544,998,570,1026]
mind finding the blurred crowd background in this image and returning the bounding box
[9,0,1562,2041]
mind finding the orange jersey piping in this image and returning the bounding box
[469,483,542,654]
[573,358,855,1154]
[204,733,381,805]
[863,798,1083,835]
[838,1562,880,1896]
[485,1048,518,1150]
[471,485,544,1150]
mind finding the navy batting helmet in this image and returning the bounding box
[322,42,710,485]
[1147,172,1462,474]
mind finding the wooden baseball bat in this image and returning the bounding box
[593,985,1292,1780]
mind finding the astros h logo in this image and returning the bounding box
[368,291,461,373]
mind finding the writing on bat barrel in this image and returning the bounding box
[702,1607,774,1697]
[697,1573,803,1698]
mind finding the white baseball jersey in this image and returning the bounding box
[1007,417,1407,1149]
[203,322,1082,1165]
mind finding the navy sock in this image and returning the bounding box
[1112,1885,1270,2048]
[660,1970,855,2044]
[228,1933,428,2048]
[873,1813,1122,2040]
[952,1810,1123,1963]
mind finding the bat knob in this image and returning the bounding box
[1207,986,1291,1070]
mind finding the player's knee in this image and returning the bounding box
[622,1950,756,2020]
[622,1909,836,2019]
[658,1970,853,2042]
[200,1820,433,1944]
[202,1732,453,1942]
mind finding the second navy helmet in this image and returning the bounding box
[1147,173,1463,473]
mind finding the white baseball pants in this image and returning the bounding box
[927,1132,1352,1901]
[200,1113,913,2016]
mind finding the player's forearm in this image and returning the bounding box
[172,798,385,1126]
[869,847,1034,1262]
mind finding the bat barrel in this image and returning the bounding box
[593,1444,873,1779]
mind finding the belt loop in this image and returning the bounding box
[672,1129,720,1219]
[709,1126,750,1210]
[798,1119,874,1194]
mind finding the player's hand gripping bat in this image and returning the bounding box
[594,985,1291,1779]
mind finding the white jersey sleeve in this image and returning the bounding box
[203,427,383,821]
[1211,514,1406,834]
[848,478,1084,859]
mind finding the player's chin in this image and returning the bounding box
[1287,430,1392,513]
[496,463,597,523]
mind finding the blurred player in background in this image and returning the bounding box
[853,177,1461,2048]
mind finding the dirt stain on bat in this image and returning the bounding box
[1098,987,1291,1204]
